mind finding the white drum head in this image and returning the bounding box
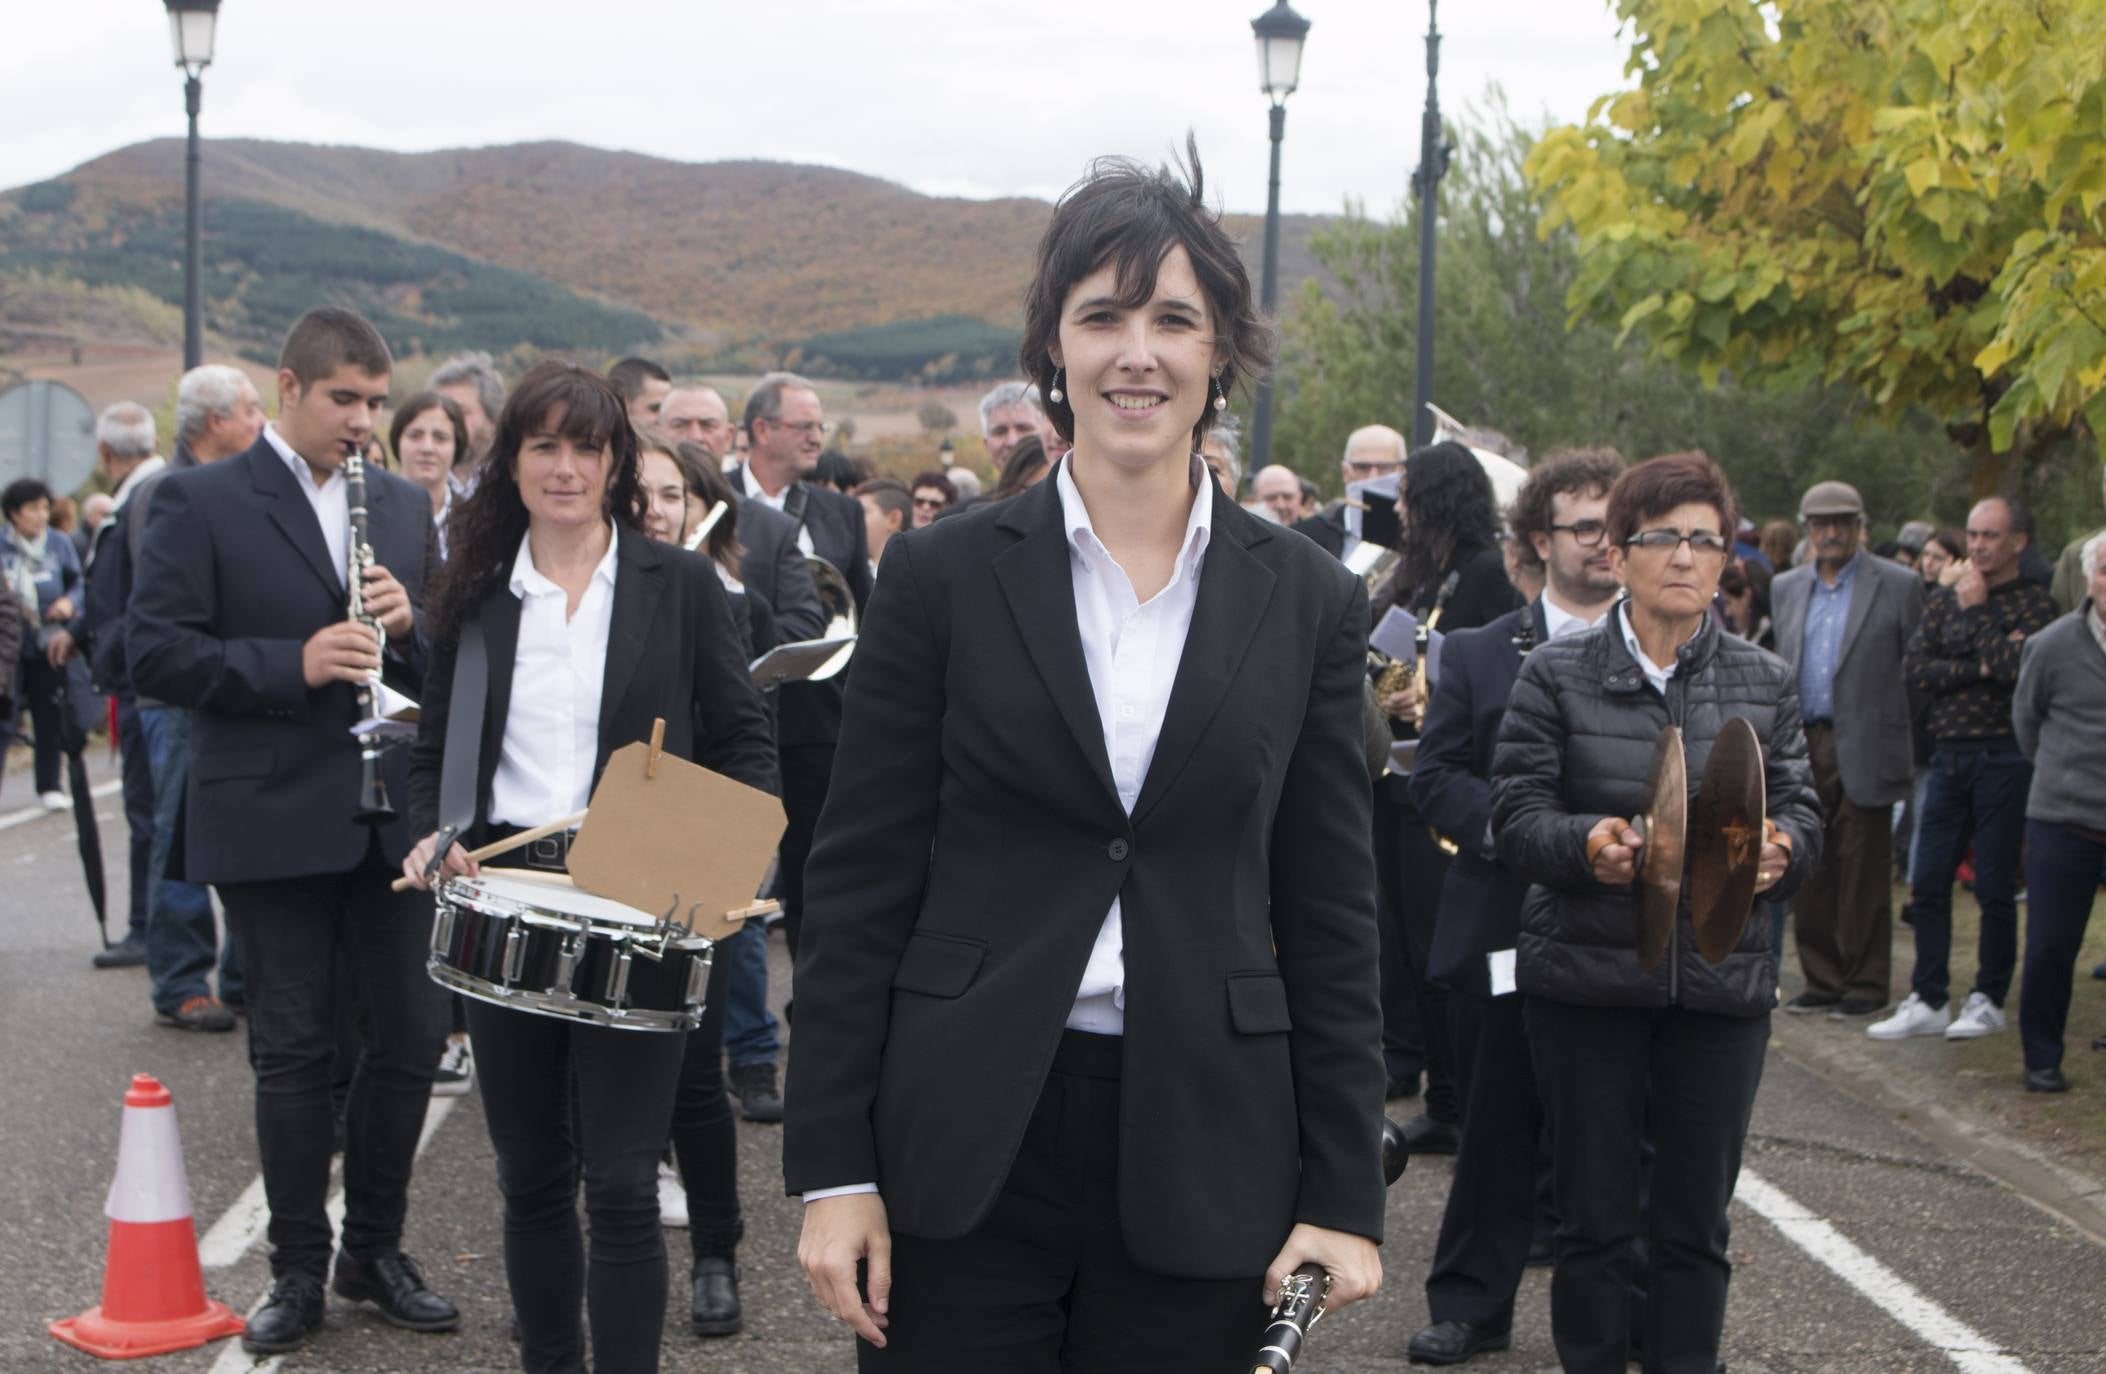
[456,870,665,928]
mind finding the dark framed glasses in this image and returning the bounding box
[1550,520,1609,547]
[1625,529,1730,557]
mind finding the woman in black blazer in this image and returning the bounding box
[400,363,776,1374]
[788,144,1387,1371]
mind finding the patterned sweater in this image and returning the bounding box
[1904,577,2060,750]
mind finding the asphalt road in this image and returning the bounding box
[4,773,2104,1374]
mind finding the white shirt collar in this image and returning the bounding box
[1054,453,1214,578]
[1541,592,1609,641]
[1618,599,1699,692]
[508,526,620,600]
[742,462,790,505]
[262,423,341,491]
[109,455,167,510]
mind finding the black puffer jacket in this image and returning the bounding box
[1489,607,1821,1016]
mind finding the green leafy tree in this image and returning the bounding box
[1527,0,2106,495]
[1272,96,1956,529]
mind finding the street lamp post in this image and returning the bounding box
[1248,0,1310,471]
[1410,0,1451,449]
[163,0,219,370]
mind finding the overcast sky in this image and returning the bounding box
[2,1,1634,217]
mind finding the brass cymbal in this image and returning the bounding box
[1634,728,1686,973]
[1688,717,1767,965]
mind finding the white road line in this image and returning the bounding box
[1736,1168,2035,1373]
[0,779,122,833]
[203,1095,458,1374]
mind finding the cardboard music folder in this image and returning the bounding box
[563,738,786,934]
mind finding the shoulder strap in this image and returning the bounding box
[437,617,487,838]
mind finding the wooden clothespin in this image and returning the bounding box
[646,717,666,779]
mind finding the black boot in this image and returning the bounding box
[242,1272,326,1354]
[730,1062,784,1123]
[692,1256,743,1336]
[331,1250,459,1331]
[1407,1318,1511,1365]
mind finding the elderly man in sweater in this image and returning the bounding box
[2011,532,2106,1093]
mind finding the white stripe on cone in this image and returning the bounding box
[105,1087,195,1225]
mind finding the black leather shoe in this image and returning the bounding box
[331,1250,459,1331]
[1830,996,1888,1019]
[2025,1067,2069,1093]
[1783,991,1840,1015]
[91,932,148,969]
[1386,1071,1423,1100]
[691,1256,743,1336]
[1408,1319,1511,1365]
[242,1272,325,1354]
[730,1062,784,1123]
[1400,1112,1460,1155]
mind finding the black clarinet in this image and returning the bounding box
[344,451,396,825]
[1248,1118,1409,1374]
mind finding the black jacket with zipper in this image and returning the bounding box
[1488,607,1821,1017]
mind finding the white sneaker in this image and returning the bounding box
[1945,991,2007,1039]
[39,791,68,811]
[431,1034,474,1096]
[1867,993,1951,1040]
[658,1160,689,1228]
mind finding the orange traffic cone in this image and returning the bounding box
[49,1074,245,1359]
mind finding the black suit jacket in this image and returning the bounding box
[405,527,778,846]
[127,437,432,883]
[735,467,873,750]
[734,499,825,648]
[1409,601,1546,994]
[783,472,1386,1278]
[1292,506,1348,559]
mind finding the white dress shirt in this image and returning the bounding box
[1542,593,1609,641]
[740,464,816,557]
[1058,455,1214,1034]
[802,457,1214,1205]
[263,424,346,586]
[487,529,620,828]
[1618,600,1698,695]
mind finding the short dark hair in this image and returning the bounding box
[855,477,913,526]
[1019,136,1272,449]
[815,449,861,493]
[279,306,391,388]
[3,477,53,519]
[1506,445,1626,573]
[386,391,469,471]
[909,470,956,504]
[1605,451,1739,550]
[607,356,671,401]
[1930,528,1965,559]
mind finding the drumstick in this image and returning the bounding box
[390,809,589,892]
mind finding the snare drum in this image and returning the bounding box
[428,871,713,1032]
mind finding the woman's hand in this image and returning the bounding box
[1262,1223,1381,1311]
[800,1193,892,1347]
[400,832,476,890]
[1755,819,1791,893]
[1586,816,1643,885]
[45,595,75,623]
[1380,682,1419,721]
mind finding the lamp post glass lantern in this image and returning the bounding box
[164,0,219,370]
[1248,0,1309,472]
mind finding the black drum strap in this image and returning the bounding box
[433,618,488,867]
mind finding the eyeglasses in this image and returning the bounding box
[1550,520,1609,547]
[912,496,947,509]
[1625,529,1730,558]
[764,419,827,436]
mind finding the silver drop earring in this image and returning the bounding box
[1212,376,1228,412]
[1048,368,1065,406]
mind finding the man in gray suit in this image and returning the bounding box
[1772,481,1926,1017]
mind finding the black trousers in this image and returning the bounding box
[1426,989,1551,1329]
[863,1031,1267,1373]
[1525,997,1769,1374]
[2020,819,2106,1072]
[670,936,743,1262]
[216,842,448,1279]
[468,999,688,1374]
[1372,784,1427,1085]
[1389,781,1457,1122]
[776,741,836,959]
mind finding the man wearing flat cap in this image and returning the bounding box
[1770,482,1926,1018]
